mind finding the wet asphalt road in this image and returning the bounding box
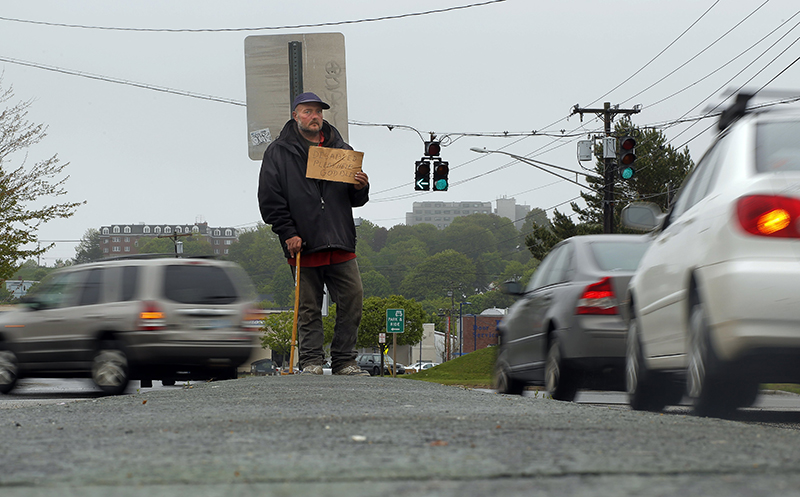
[2,375,800,497]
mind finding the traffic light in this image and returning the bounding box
[415,160,431,191]
[424,141,441,157]
[433,160,449,191]
[619,136,636,180]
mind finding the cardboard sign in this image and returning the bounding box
[306,146,364,184]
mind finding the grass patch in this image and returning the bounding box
[402,346,496,388]
[763,384,800,395]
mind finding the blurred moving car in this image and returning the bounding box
[624,96,800,417]
[495,234,652,400]
[0,256,261,395]
[357,353,405,375]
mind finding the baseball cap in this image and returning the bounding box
[292,92,330,110]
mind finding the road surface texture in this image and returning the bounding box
[2,375,800,496]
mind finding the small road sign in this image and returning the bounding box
[386,309,405,333]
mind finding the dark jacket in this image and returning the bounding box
[258,119,369,259]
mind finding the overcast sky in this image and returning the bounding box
[1,0,798,264]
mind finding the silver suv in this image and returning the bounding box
[0,256,261,395]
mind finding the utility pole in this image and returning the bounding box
[571,102,640,233]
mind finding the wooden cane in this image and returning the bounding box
[287,251,301,374]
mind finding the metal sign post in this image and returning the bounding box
[244,33,348,161]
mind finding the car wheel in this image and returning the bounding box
[545,337,578,401]
[687,301,736,417]
[626,316,682,411]
[494,359,524,395]
[372,366,380,376]
[0,348,19,395]
[92,340,130,396]
[162,379,176,386]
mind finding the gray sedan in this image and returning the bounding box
[495,234,651,401]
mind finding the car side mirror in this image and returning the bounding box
[20,294,45,311]
[621,202,666,231]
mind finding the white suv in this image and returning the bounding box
[0,256,261,395]
[623,96,800,416]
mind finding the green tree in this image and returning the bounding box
[524,209,598,261]
[572,117,693,230]
[0,79,83,279]
[73,228,103,264]
[361,270,392,298]
[358,295,426,349]
[399,249,476,301]
[226,224,293,306]
[372,238,429,293]
[260,312,294,365]
[137,236,214,257]
[519,207,550,235]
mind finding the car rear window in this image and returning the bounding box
[756,121,800,172]
[589,241,650,271]
[163,265,239,304]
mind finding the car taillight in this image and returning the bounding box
[576,277,618,315]
[737,195,800,237]
[138,301,165,331]
[242,307,263,330]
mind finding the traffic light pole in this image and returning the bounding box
[571,102,640,234]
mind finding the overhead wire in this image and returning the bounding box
[0,1,507,32]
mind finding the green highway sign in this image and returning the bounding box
[386,308,405,333]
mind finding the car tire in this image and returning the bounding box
[162,379,176,386]
[545,337,578,401]
[687,301,737,417]
[0,347,19,395]
[626,316,682,411]
[372,366,380,376]
[494,358,524,395]
[92,340,130,396]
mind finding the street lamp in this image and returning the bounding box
[459,301,471,356]
[469,147,601,187]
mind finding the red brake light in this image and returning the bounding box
[242,307,264,330]
[576,277,618,315]
[736,195,800,237]
[139,301,165,331]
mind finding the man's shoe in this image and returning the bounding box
[300,364,324,375]
[332,364,370,376]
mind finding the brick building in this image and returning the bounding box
[460,308,506,352]
[98,222,238,257]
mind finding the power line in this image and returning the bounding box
[0,1,507,32]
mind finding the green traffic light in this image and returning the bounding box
[620,166,635,180]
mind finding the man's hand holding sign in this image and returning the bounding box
[307,146,369,190]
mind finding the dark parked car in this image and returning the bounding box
[250,358,276,376]
[357,353,405,376]
[0,256,261,395]
[495,234,651,400]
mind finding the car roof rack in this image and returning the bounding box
[718,92,754,131]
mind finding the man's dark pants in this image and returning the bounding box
[292,258,362,371]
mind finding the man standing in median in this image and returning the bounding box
[258,92,371,376]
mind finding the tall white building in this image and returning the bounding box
[405,198,530,230]
[495,197,531,230]
[405,201,492,229]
